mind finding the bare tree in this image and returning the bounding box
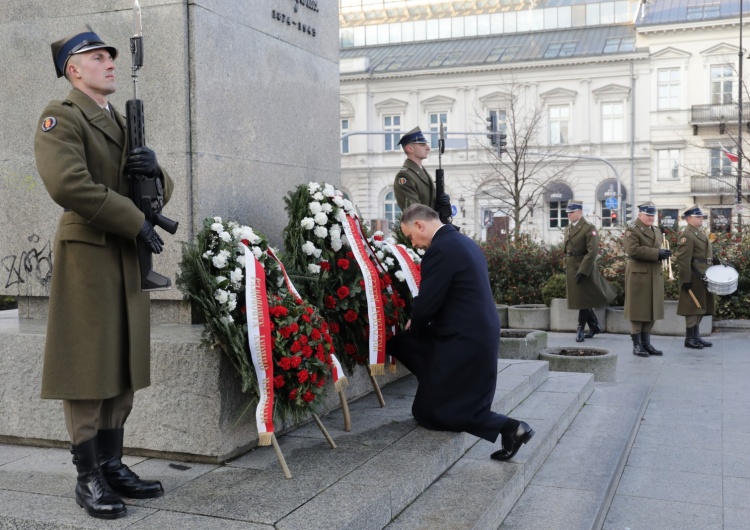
[472,80,577,239]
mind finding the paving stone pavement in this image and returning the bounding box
[2,328,750,529]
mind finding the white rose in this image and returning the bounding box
[343,199,354,211]
[312,248,322,258]
[302,241,317,256]
[376,251,385,260]
[314,226,328,238]
[308,263,321,274]
[395,271,405,282]
[313,192,324,201]
[202,250,214,259]
[237,254,246,267]
[219,231,232,242]
[214,289,229,304]
[385,257,394,267]
[323,184,335,197]
[252,246,263,259]
[308,182,321,194]
[309,201,322,215]
[213,216,223,223]
[314,212,328,225]
[210,222,224,233]
[321,203,333,213]
[230,268,243,286]
[329,224,342,238]
[331,237,343,252]
[300,217,315,230]
[332,195,344,207]
[221,315,234,324]
[212,250,230,269]
[335,210,347,223]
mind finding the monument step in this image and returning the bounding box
[384,371,595,530]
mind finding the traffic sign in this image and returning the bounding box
[605,197,618,209]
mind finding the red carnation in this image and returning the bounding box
[297,369,309,383]
[269,305,288,317]
[279,326,293,339]
[359,280,365,288]
[382,274,392,285]
[311,329,321,340]
[290,323,299,333]
[299,335,309,345]
[273,375,285,389]
[346,251,355,259]
[344,310,357,323]
[290,341,302,353]
[329,322,340,333]
[311,373,318,383]
[302,390,315,403]
[302,314,311,323]
[278,357,292,370]
[306,307,314,314]
[337,286,350,299]
[320,261,331,271]
[316,378,326,388]
[289,389,297,400]
[290,355,302,368]
[337,258,350,270]
[302,345,313,358]
[315,351,326,363]
[325,296,337,309]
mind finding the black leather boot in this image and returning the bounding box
[576,311,586,342]
[71,438,126,519]
[98,429,164,499]
[685,327,703,349]
[631,333,649,357]
[584,309,603,338]
[694,326,712,347]
[640,332,663,356]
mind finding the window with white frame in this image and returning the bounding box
[657,68,680,110]
[384,190,402,226]
[383,115,401,151]
[549,105,569,145]
[341,118,350,154]
[657,149,680,181]
[710,64,735,105]
[601,102,624,142]
[549,201,569,229]
[710,149,734,177]
[429,112,448,149]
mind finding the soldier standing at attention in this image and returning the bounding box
[623,202,671,357]
[673,205,715,349]
[562,201,616,342]
[34,28,172,519]
[393,126,450,212]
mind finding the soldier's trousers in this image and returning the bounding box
[62,389,134,444]
[629,321,655,334]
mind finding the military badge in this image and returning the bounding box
[591,230,597,236]
[41,117,57,132]
[680,237,687,243]
[398,177,407,185]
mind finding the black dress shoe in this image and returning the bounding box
[490,421,535,461]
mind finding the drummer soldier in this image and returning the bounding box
[673,205,715,349]
[623,202,671,357]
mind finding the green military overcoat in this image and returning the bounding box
[563,218,616,309]
[622,219,665,322]
[393,158,436,210]
[34,88,174,400]
[673,225,715,317]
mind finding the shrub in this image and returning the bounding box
[541,273,567,306]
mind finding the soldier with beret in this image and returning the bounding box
[562,201,616,342]
[393,126,451,212]
[673,205,715,349]
[34,28,172,519]
[622,202,671,357]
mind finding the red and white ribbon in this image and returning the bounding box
[266,247,348,391]
[342,214,386,375]
[242,244,274,446]
[384,242,421,297]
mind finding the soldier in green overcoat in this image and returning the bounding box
[622,202,672,357]
[34,28,172,519]
[673,205,715,349]
[393,127,450,212]
[562,201,616,342]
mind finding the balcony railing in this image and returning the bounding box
[691,102,750,123]
[691,174,738,194]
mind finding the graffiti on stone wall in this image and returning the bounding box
[1,234,52,290]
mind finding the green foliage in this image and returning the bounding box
[0,296,17,311]
[541,273,567,306]
[481,235,564,306]
[711,226,750,319]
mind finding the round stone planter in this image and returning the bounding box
[539,347,616,382]
[508,304,550,331]
[498,329,548,360]
[495,304,509,328]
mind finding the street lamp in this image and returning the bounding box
[458,195,466,216]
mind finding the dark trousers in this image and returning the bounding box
[63,389,134,444]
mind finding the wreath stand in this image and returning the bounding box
[369,368,385,407]
[338,388,352,431]
[270,412,337,479]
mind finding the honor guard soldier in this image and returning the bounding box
[393,126,450,212]
[562,201,616,342]
[673,205,715,349]
[34,28,173,519]
[622,202,671,357]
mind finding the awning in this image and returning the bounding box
[596,178,627,202]
[544,181,574,202]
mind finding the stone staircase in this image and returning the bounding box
[0,354,650,529]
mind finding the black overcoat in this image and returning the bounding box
[387,224,506,442]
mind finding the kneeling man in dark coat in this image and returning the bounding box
[387,204,534,461]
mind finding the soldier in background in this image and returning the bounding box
[673,205,715,349]
[393,127,450,212]
[622,202,671,357]
[562,201,616,342]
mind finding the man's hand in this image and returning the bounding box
[658,248,672,261]
[437,193,451,207]
[575,272,585,284]
[125,147,160,178]
[138,220,164,254]
[682,282,692,291]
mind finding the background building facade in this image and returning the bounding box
[338,0,748,242]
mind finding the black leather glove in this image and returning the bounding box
[682,282,692,291]
[658,249,672,261]
[438,193,451,207]
[575,272,585,284]
[138,220,164,254]
[125,147,160,178]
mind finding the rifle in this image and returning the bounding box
[435,121,452,224]
[127,0,178,291]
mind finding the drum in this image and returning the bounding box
[704,265,739,296]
